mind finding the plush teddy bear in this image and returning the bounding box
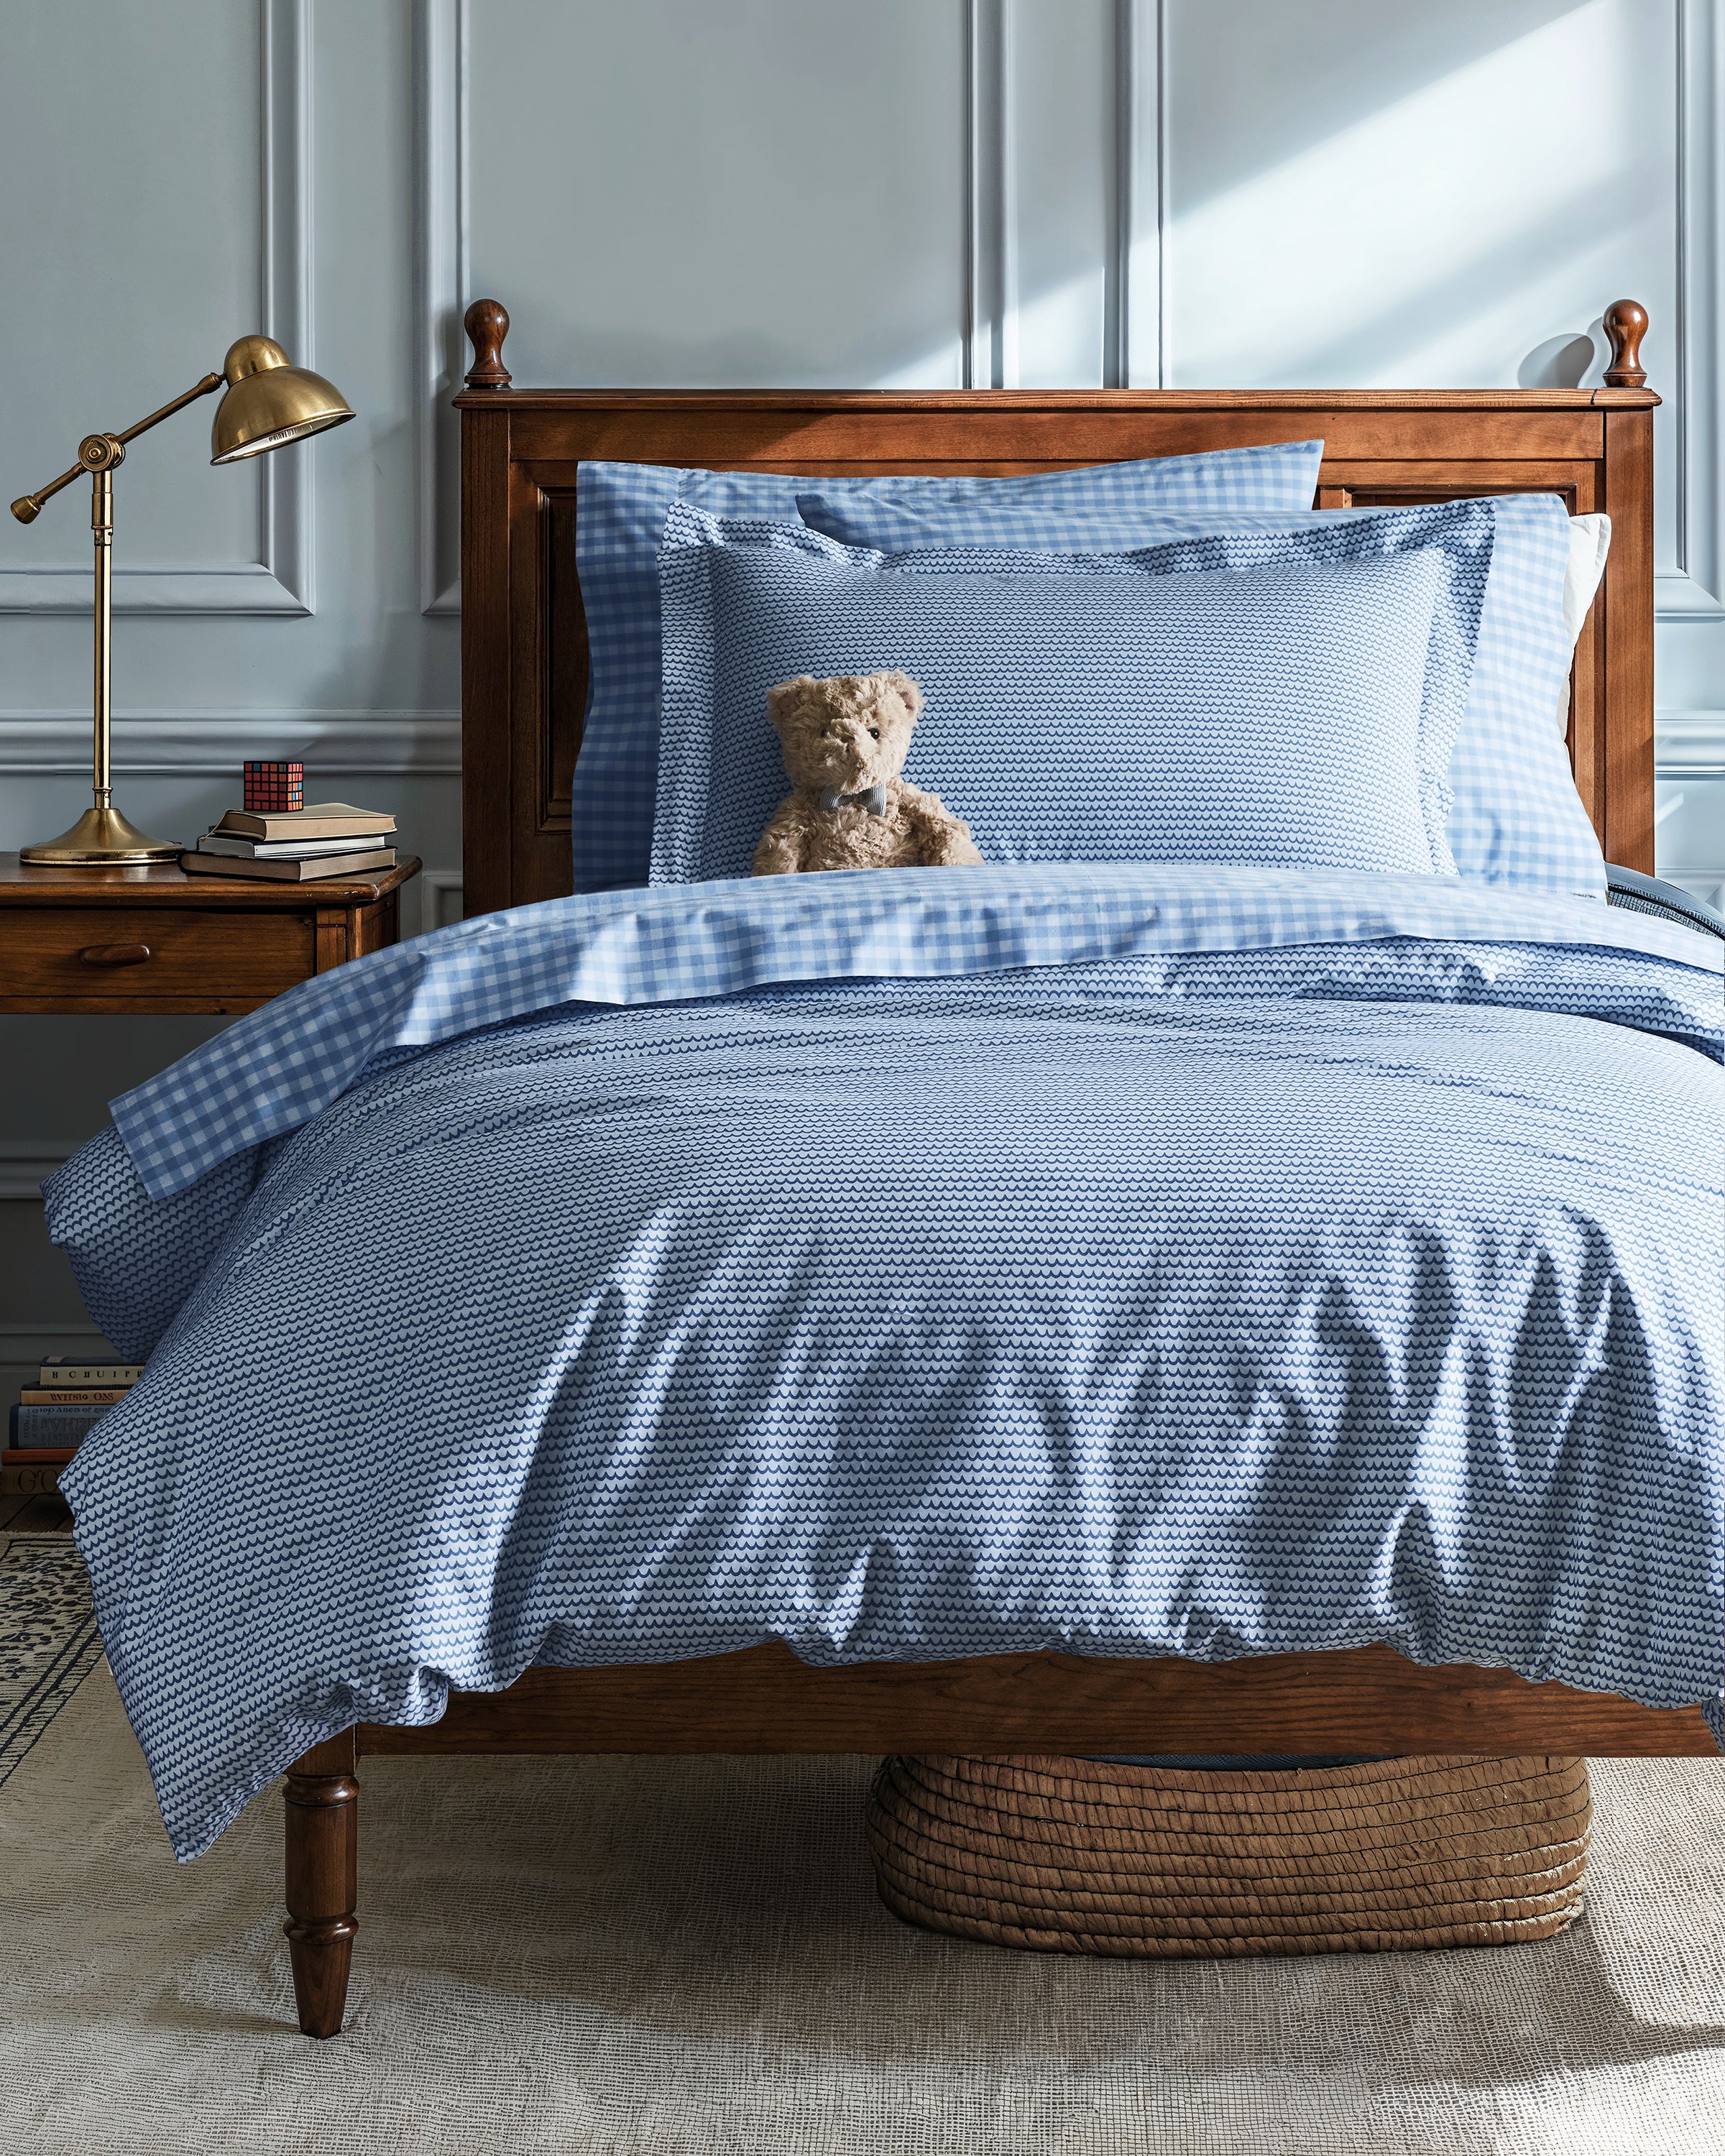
[750,670,984,877]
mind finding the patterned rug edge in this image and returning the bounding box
[0,1533,103,1790]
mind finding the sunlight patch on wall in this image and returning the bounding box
[1167,0,1671,390]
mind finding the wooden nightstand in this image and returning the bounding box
[0,853,422,1494]
[0,853,422,1014]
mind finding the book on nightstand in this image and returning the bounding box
[37,1358,144,1386]
[1,1460,73,1493]
[9,1404,109,1449]
[17,1387,129,1406]
[4,1356,142,1485]
[214,801,396,842]
[181,847,397,881]
[181,801,399,881]
[198,833,392,860]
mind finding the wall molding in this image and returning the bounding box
[967,1,1168,391]
[1110,3,1706,441]
[1113,0,1165,390]
[0,0,317,617]
[417,867,464,936]
[0,712,460,777]
[963,1,1013,390]
[1653,711,1725,904]
[1107,0,1134,388]
[260,0,317,613]
[0,1142,75,1204]
[415,0,468,616]
[1656,709,1725,772]
[1657,866,1725,903]
[1659,0,1724,619]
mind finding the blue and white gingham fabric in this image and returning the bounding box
[791,443,1328,550]
[651,501,1501,883]
[99,864,1721,1205]
[45,865,1725,1858]
[570,442,1325,890]
[814,486,1606,898]
[1444,492,1606,893]
[59,922,1725,1381]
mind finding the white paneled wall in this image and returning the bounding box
[466,1,971,390]
[1,0,1719,1370]
[0,1,269,600]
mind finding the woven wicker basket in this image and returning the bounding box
[866,1753,1591,1957]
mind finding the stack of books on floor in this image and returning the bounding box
[5,1355,144,1488]
[181,801,397,881]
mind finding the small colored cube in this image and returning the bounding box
[244,760,304,814]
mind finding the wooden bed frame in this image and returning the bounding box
[281,298,1718,2040]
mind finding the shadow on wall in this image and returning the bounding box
[1519,333,1602,388]
[1247,180,1627,391]
[461,0,1653,399]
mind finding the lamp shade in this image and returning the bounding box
[211,335,354,465]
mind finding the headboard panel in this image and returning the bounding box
[456,301,1659,918]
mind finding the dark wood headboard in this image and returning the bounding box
[455,299,1659,918]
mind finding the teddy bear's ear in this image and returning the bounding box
[880,670,924,719]
[765,676,814,734]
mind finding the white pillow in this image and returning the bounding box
[1558,513,1611,730]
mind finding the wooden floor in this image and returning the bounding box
[0,1486,73,1534]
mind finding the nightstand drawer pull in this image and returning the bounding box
[78,942,152,967]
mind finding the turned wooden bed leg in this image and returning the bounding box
[283,1730,358,2037]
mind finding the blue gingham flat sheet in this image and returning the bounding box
[47,866,1725,1858]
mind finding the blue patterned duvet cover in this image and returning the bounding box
[47,867,1725,1858]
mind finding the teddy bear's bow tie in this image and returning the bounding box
[819,782,889,818]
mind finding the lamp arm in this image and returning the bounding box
[114,370,226,448]
[10,370,224,523]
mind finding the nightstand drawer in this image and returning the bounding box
[0,906,315,1008]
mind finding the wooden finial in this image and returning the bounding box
[1602,299,1648,387]
[464,299,511,390]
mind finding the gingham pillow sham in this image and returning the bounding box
[1444,494,1606,895]
[569,441,1326,890]
[651,497,1499,885]
[814,486,1607,898]
[789,443,1327,551]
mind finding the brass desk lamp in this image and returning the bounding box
[9,337,354,865]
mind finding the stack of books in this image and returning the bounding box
[7,1354,144,1468]
[181,801,397,882]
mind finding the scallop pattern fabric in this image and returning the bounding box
[650,500,1499,884]
[93,862,1724,1208]
[804,487,1605,898]
[47,873,1725,1861]
[569,441,1327,890]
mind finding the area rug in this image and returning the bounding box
[0,1531,103,1787]
[0,1570,1722,2153]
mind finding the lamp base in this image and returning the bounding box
[19,803,181,866]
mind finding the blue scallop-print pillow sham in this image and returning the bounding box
[651,497,1498,885]
[807,484,1604,898]
[569,440,1325,890]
